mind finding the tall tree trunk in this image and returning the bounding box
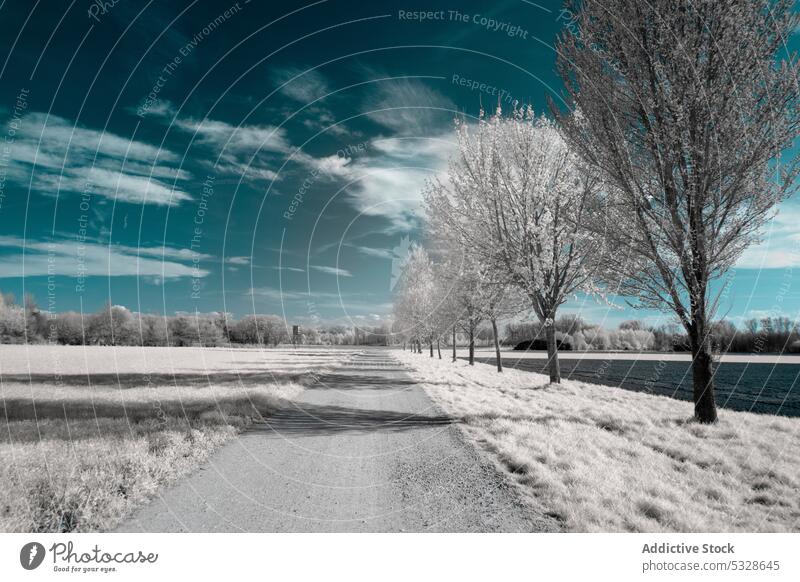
[689,321,718,423]
[437,339,441,359]
[545,324,561,383]
[429,340,434,357]
[452,325,457,362]
[468,326,475,365]
[491,317,502,372]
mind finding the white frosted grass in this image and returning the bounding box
[397,350,800,532]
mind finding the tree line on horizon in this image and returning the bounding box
[392,0,800,423]
[1,289,797,355]
[504,316,800,354]
[0,292,385,347]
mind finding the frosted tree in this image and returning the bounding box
[426,107,604,382]
[481,280,527,372]
[447,254,486,366]
[425,224,524,370]
[428,258,462,361]
[555,0,800,422]
[393,245,438,355]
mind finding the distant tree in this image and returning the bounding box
[710,320,738,353]
[393,245,438,355]
[168,314,196,347]
[181,313,225,347]
[54,312,84,345]
[212,312,233,342]
[556,0,800,421]
[135,314,169,346]
[86,303,132,345]
[555,315,589,335]
[449,256,486,365]
[24,293,47,341]
[0,294,26,343]
[230,315,260,344]
[228,314,288,346]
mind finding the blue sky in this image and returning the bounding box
[0,0,798,329]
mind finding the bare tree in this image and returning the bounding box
[555,0,800,422]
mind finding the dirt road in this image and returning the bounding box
[118,349,553,532]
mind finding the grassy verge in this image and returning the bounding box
[0,383,302,532]
[396,350,800,532]
[1,417,242,532]
[0,346,356,532]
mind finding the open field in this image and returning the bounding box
[0,345,360,532]
[396,350,800,532]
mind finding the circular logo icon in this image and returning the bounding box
[20,542,46,570]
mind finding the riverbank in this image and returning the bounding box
[396,350,800,532]
[479,348,800,364]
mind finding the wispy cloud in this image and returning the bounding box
[225,256,251,265]
[6,112,192,205]
[146,102,287,182]
[310,265,352,277]
[174,116,291,155]
[246,287,389,313]
[246,287,309,301]
[349,245,396,259]
[272,67,330,103]
[735,204,800,269]
[246,287,345,301]
[363,77,455,135]
[269,265,305,273]
[0,236,208,279]
[270,66,359,139]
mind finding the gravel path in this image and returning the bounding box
[118,349,554,532]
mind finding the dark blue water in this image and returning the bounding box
[469,356,800,417]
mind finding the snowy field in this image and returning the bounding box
[0,345,360,532]
[396,350,800,532]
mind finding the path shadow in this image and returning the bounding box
[309,372,418,389]
[249,402,456,436]
[0,371,304,389]
[1,392,284,424]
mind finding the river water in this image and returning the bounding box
[470,355,800,417]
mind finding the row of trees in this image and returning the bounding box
[393,0,800,423]
[0,293,392,347]
[505,316,800,353]
[0,295,291,347]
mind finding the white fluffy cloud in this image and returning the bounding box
[314,134,456,231]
